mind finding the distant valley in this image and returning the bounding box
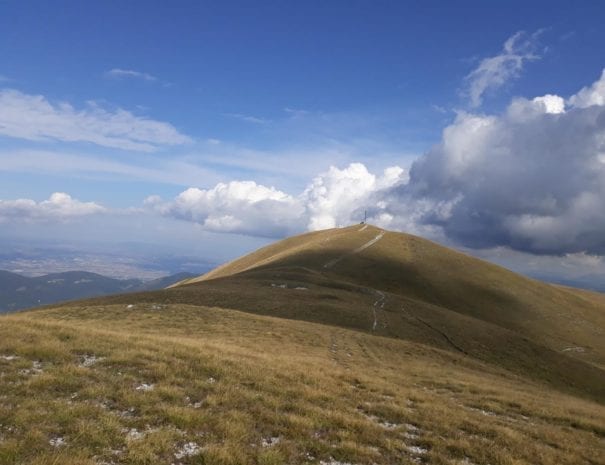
[0,270,197,312]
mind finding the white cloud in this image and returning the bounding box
[0,193,105,222]
[532,94,566,114]
[105,68,157,81]
[0,89,191,151]
[147,181,303,237]
[464,31,541,107]
[301,163,405,230]
[568,68,605,108]
[379,68,605,255]
[148,163,407,238]
[0,149,223,187]
[224,113,270,124]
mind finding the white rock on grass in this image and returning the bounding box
[79,354,105,367]
[125,428,144,440]
[319,459,355,465]
[0,355,19,361]
[135,383,154,392]
[174,442,201,459]
[261,436,281,447]
[49,436,66,447]
[20,361,43,375]
[407,445,428,455]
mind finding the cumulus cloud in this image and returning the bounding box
[104,68,157,81]
[146,181,303,238]
[464,31,541,107]
[301,163,406,230]
[0,89,191,151]
[568,68,605,108]
[0,193,105,222]
[147,163,407,238]
[379,68,605,255]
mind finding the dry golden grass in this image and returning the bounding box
[1,303,604,465]
[2,225,604,464]
[75,225,605,402]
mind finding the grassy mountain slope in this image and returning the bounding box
[1,304,604,465]
[83,225,605,401]
[184,225,605,369]
[1,225,604,464]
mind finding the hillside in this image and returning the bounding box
[84,225,605,401]
[0,270,196,313]
[1,225,604,464]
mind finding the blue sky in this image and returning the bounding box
[1,1,605,286]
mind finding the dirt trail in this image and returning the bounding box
[400,305,466,354]
[323,232,385,269]
[372,290,386,331]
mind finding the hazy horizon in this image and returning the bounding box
[2,1,605,289]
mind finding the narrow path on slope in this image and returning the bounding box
[372,290,386,331]
[401,305,467,354]
[323,231,385,269]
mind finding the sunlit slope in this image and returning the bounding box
[1,304,603,465]
[52,225,605,401]
[178,224,605,368]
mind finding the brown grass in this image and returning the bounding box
[1,303,604,465]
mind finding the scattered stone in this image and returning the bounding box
[359,410,400,430]
[0,355,18,361]
[562,346,585,353]
[261,436,281,447]
[174,442,201,459]
[19,361,43,375]
[407,445,428,455]
[457,458,478,465]
[135,383,154,392]
[468,407,496,416]
[319,459,355,465]
[126,304,134,309]
[49,436,66,447]
[207,377,216,384]
[125,428,144,440]
[404,423,420,432]
[79,354,105,367]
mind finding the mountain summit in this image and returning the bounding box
[85,224,605,399]
[1,225,603,464]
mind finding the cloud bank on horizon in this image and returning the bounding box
[139,67,605,258]
[5,66,605,259]
[1,27,605,272]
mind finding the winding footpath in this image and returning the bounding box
[323,231,385,269]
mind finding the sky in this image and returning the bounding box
[1,1,605,287]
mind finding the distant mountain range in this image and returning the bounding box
[0,270,196,313]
